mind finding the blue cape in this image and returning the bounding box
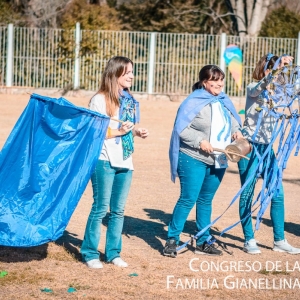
[169,89,241,182]
[0,94,110,247]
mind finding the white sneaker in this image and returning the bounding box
[243,239,261,254]
[111,257,128,268]
[273,239,300,254]
[85,259,103,269]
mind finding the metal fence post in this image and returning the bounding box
[219,33,227,72]
[74,22,81,90]
[297,31,300,66]
[147,32,156,94]
[5,24,14,87]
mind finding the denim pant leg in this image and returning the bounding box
[196,166,225,245]
[267,151,285,241]
[238,144,285,242]
[238,149,258,242]
[270,183,285,241]
[167,152,206,243]
[105,167,132,262]
[81,160,115,262]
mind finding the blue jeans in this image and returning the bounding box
[80,160,132,262]
[168,151,226,245]
[238,143,284,242]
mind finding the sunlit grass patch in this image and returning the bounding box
[258,269,290,276]
[69,281,90,290]
[271,270,290,275]
[46,243,77,262]
[0,269,54,286]
[258,269,269,275]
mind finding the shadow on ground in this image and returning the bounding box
[3,211,290,263]
[0,244,48,263]
[103,208,247,254]
[57,209,300,260]
[55,230,83,261]
[254,217,300,238]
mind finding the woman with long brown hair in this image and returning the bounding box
[81,56,148,269]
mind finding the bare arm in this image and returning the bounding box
[106,121,135,139]
[133,127,149,139]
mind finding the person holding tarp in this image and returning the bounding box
[238,53,300,255]
[0,94,110,247]
[80,56,149,269]
[164,65,243,258]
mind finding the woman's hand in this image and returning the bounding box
[119,121,134,135]
[279,56,293,68]
[134,127,149,139]
[232,131,243,140]
[200,140,213,154]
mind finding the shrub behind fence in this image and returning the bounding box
[0,24,299,97]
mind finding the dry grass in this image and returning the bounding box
[0,93,300,299]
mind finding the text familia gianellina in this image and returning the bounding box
[166,259,300,290]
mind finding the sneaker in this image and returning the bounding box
[111,257,128,267]
[195,241,223,256]
[85,259,103,269]
[273,239,300,254]
[243,239,261,254]
[163,239,177,258]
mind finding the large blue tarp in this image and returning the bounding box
[0,94,109,247]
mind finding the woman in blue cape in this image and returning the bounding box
[238,53,300,255]
[164,65,242,257]
[80,56,149,269]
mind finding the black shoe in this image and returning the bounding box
[195,241,223,256]
[163,239,177,258]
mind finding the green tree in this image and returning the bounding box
[118,0,237,35]
[0,0,25,25]
[60,0,121,30]
[57,0,122,90]
[260,7,300,38]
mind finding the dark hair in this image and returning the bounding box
[192,65,225,91]
[252,55,279,81]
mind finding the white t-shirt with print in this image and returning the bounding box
[89,94,134,170]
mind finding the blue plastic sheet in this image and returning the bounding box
[0,94,109,247]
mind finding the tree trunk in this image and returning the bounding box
[230,0,275,37]
[246,0,254,27]
[235,0,247,37]
[248,0,270,36]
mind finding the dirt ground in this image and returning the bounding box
[0,92,300,300]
